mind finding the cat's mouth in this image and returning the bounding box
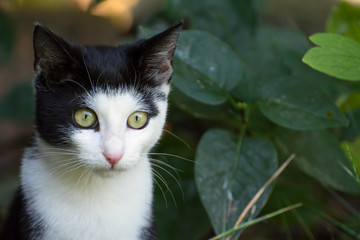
[93,165,127,176]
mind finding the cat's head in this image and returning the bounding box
[32,22,182,173]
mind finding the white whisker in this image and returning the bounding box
[150,161,184,202]
[81,50,95,93]
[163,129,191,149]
[152,170,168,208]
[148,152,195,164]
[149,158,183,174]
[152,167,177,209]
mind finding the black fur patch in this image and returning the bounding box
[1,187,44,240]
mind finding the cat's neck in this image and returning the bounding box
[21,139,154,240]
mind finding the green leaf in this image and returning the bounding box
[173,30,243,105]
[327,1,360,42]
[163,0,257,49]
[274,128,360,195]
[232,26,313,103]
[303,33,360,81]
[0,10,16,64]
[341,139,360,177]
[338,92,360,112]
[341,108,360,140]
[258,76,348,130]
[170,87,239,122]
[195,129,278,238]
[0,81,34,122]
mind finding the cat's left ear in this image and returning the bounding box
[139,21,182,83]
[33,24,75,74]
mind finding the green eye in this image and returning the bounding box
[127,111,148,129]
[73,109,97,128]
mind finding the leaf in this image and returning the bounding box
[254,26,310,55]
[258,76,348,130]
[170,87,240,123]
[341,139,360,177]
[327,1,360,42]
[0,10,16,64]
[0,81,34,122]
[274,128,360,195]
[195,129,278,239]
[162,0,257,48]
[231,26,314,103]
[303,33,360,81]
[341,108,360,140]
[173,30,243,105]
[338,92,360,112]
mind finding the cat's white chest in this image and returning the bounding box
[21,153,153,240]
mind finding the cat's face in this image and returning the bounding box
[32,23,181,173]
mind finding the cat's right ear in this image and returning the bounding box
[33,24,73,74]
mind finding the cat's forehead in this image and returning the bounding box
[89,89,139,109]
[84,88,160,117]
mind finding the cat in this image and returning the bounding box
[1,21,182,240]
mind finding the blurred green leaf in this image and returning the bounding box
[255,26,310,56]
[341,139,360,178]
[171,87,240,123]
[303,33,360,81]
[173,30,243,105]
[0,10,16,64]
[275,128,360,195]
[0,81,34,122]
[327,1,360,42]
[258,76,348,130]
[341,108,360,140]
[338,92,360,112]
[232,26,313,103]
[195,129,277,239]
[163,0,257,48]
[0,175,19,218]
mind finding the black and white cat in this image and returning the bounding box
[1,22,182,240]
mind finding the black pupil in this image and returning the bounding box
[84,113,88,120]
[135,114,139,122]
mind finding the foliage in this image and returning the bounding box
[1,0,360,239]
[195,129,277,238]
[303,33,360,81]
[303,2,360,81]
[153,0,360,239]
[0,10,15,64]
[327,1,360,42]
[302,1,360,190]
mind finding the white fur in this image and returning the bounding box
[21,89,169,240]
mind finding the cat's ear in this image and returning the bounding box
[33,24,74,74]
[139,21,182,83]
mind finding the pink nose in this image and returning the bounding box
[103,153,123,168]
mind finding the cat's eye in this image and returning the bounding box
[127,111,148,129]
[73,109,98,128]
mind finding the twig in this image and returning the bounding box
[225,153,296,240]
[210,202,303,240]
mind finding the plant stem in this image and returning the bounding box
[230,108,249,189]
[210,203,303,240]
[215,12,240,58]
[226,153,296,240]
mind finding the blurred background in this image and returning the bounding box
[1,0,359,239]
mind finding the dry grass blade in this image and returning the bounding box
[225,153,296,240]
